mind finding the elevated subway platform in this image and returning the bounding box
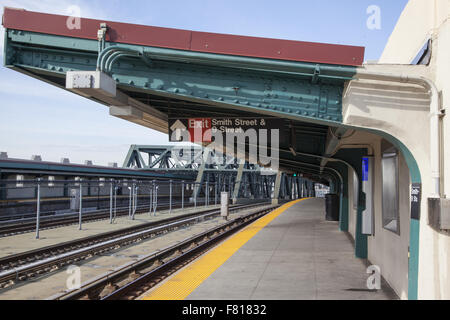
[143,198,398,300]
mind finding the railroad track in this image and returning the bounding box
[0,202,272,290]
[0,200,207,237]
[49,204,278,300]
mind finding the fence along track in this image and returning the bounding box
[0,203,272,289]
[0,200,206,237]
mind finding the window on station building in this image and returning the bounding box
[382,146,400,235]
[16,175,24,188]
[48,176,55,187]
[411,39,431,65]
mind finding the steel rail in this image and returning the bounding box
[0,204,220,270]
[49,204,278,300]
[0,203,271,288]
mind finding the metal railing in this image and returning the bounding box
[0,177,255,239]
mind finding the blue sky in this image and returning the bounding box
[0,0,408,166]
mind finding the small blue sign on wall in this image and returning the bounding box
[362,158,369,182]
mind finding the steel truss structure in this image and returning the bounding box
[122,145,316,201]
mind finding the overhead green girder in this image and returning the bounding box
[3,27,361,196]
[4,29,356,124]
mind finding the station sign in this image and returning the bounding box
[168,118,285,143]
[411,183,421,220]
[362,157,369,182]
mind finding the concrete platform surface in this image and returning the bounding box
[147,198,398,300]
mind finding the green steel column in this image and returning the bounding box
[327,162,349,232]
[355,186,367,258]
[333,148,367,259]
[340,177,349,232]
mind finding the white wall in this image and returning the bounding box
[342,0,450,299]
[337,131,411,298]
[367,140,411,300]
[379,0,450,300]
[380,0,450,64]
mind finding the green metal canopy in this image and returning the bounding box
[2,8,364,186]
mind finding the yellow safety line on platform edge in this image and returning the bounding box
[143,198,310,300]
